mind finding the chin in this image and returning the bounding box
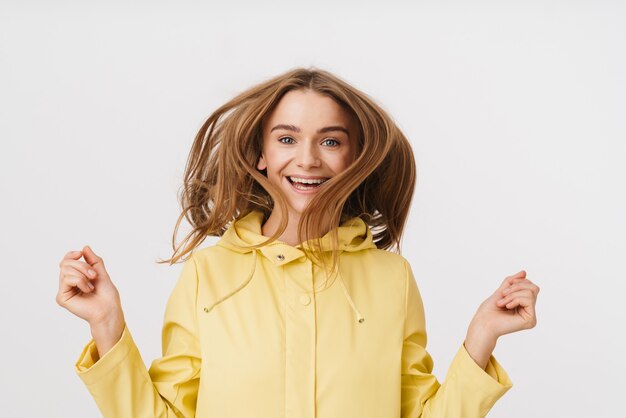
[287,200,310,217]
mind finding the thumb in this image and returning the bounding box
[82,245,108,276]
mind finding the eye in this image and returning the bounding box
[322,138,340,147]
[278,136,295,144]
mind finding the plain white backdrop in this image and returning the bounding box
[1,1,624,417]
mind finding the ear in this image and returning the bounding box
[257,153,266,171]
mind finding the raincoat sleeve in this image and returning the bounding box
[401,261,513,418]
[74,254,201,418]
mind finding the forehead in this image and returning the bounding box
[264,89,353,130]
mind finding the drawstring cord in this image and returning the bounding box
[202,250,258,315]
[338,273,365,324]
[202,250,364,324]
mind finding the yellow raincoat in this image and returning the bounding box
[75,210,512,417]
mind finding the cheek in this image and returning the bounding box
[339,139,357,168]
[262,152,288,176]
[335,152,356,171]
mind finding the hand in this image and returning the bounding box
[472,270,540,339]
[56,245,125,329]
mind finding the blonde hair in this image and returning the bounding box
[158,66,416,287]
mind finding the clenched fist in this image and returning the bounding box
[57,245,126,358]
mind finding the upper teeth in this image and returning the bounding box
[289,176,328,184]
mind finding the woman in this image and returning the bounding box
[57,67,539,417]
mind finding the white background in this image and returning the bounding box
[1,1,624,417]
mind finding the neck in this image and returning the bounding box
[261,208,334,247]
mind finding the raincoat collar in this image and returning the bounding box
[216,209,376,265]
[214,210,376,324]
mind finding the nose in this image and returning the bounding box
[295,141,321,168]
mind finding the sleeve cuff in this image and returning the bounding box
[74,324,140,386]
[449,343,513,396]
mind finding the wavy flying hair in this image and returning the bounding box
[158,67,417,287]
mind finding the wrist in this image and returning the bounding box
[89,310,125,334]
[468,316,499,344]
[89,311,126,358]
[464,319,498,370]
[464,326,498,353]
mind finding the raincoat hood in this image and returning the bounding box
[216,210,376,254]
[214,209,377,323]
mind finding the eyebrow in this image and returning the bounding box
[270,124,350,136]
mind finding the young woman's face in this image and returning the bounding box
[257,89,358,217]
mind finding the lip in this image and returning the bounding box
[284,176,328,194]
[286,174,330,180]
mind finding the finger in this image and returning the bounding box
[499,270,527,288]
[509,270,526,279]
[502,296,538,328]
[509,276,537,284]
[82,245,107,275]
[508,278,540,295]
[497,289,536,307]
[497,287,535,303]
[60,266,96,291]
[59,250,84,267]
[504,295,533,310]
[501,281,539,298]
[519,278,540,294]
[499,295,535,316]
[62,275,95,294]
[501,295,537,321]
[61,260,98,281]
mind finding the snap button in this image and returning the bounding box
[276,254,285,261]
[299,294,311,305]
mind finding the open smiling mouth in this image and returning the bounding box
[286,176,330,191]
